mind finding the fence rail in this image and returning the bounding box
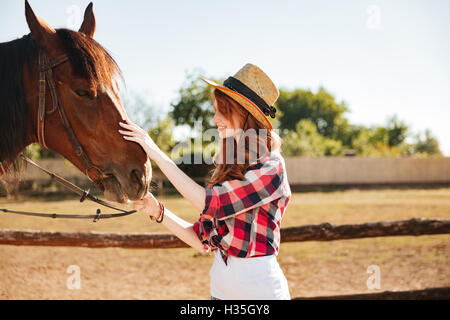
[0,218,448,249]
[294,286,450,300]
[1,217,449,300]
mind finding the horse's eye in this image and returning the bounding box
[75,89,93,99]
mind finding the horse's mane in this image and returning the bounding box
[0,34,35,170]
[0,29,122,172]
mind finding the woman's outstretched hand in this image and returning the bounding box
[133,193,210,253]
[119,121,159,159]
[132,192,161,219]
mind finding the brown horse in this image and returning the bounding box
[0,1,151,203]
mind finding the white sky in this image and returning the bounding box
[1,0,449,155]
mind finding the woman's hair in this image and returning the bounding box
[207,89,282,186]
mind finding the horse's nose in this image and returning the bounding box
[129,165,151,199]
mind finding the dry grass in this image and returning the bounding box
[0,188,449,299]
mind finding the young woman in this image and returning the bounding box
[119,63,292,300]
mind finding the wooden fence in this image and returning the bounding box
[285,156,450,186]
[1,218,449,249]
[1,217,449,299]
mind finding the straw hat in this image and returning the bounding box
[202,63,279,129]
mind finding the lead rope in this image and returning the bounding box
[0,155,137,222]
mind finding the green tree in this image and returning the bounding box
[170,70,219,131]
[23,144,60,160]
[148,117,176,154]
[168,73,444,159]
[385,115,409,147]
[412,129,442,156]
[276,87,349,139]
[367,115,409,148]
[350,127,410,157]
[281,119,343,157]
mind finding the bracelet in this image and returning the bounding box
[155,201,164,223]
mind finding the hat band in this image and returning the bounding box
[223,77,277,118]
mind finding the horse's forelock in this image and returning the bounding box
[56,28,123,93]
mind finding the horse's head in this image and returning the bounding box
[23,1,151,203]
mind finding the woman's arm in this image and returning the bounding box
[133,193,209,253]
[162,208,208,253]
[119,121,206,212]
[151,150,206,212]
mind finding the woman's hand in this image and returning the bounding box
[119,121,160,159]
[134,193,210,253]
[132,192,162,220]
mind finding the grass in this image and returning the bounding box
[0,187,449,299]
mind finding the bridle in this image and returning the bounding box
[0,48,138,221]
[37,48,107,182]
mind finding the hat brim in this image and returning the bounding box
[202,78,273,130]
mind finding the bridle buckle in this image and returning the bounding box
[93,209,101,222]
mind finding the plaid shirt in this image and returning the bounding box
[193,150,291,264]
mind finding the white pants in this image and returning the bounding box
[209,250,291,300]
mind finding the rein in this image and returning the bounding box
[0,48,138,222]
[0,155,137,222]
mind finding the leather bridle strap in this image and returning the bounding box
[0,155,137,222]
[0,208,135,221]
[37,50,68,149]
[37,49,107,182]
[20,155,129,213]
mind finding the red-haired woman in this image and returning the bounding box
[119,64,292,300]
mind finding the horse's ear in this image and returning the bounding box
[25,0,57,49]
[79,2,96,39]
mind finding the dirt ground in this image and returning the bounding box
[0,188,449,299]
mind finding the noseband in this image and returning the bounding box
[37,48,107,182]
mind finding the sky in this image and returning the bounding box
[1,0,449,155]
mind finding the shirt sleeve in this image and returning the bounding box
[201,157,287,221]
[192,215,217,247]
[193,198,223,249]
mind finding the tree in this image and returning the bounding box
[385,115,409,147]
[367,115,409,148]
[168,73,444,159]
[281,119,343,157]
[412,129,442,156]
[276,87,349,140]
[350,127,410,157]
[170,69,219,131]
[148,117,176,154]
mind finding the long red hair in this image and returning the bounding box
[207,89,281,186]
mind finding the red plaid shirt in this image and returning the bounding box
[193,150,291,264]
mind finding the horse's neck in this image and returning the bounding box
[0,35,37,172]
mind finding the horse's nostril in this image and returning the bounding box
[130,168,146,195]
[131,169,142,184]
